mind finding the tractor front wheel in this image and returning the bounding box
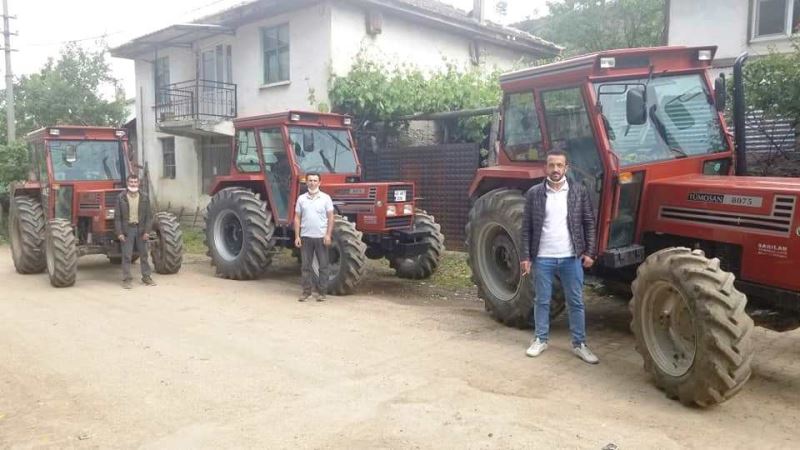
[9,195,46,274]
[151,212,183,274]
[389,209,445,279]
[326,216,367,295]
[46,219,78,287]
[630,247,754,407]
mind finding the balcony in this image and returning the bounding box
[155,80,237,137]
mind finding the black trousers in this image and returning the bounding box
[301,237,329,295]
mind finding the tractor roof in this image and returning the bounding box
[234,111,353,129]
[500,45,718,92]
[26,126,128,142]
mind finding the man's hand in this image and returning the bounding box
[520,260,531,276]
[118,234,126,242]
[323,234,332,247]
[581,255,595,269]
[142,233,150,241]
[295,237,302,248]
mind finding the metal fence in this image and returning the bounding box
[358,143,479,251]
[156,79,237,122]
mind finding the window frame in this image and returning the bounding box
[500,91,546,162]
[155,56,170,105]
[160,137,176,179]
[751,0,798,41]
[260,23,290,86]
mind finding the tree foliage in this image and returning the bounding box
[520,0,665,55]
[0,42,128,144]
[329,56,502,142]
[742,37,800,124]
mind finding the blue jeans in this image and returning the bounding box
[532,256,586,346]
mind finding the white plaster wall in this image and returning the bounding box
[329,2,535,76]
[134,47,204,210]
[669,0,797,62]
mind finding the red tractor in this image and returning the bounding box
[203,111,444,294]
[8,126,183,287]
[467,46,800,406]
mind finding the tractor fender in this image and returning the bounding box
[468,165,547,201]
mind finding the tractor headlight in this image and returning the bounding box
[106,209,115,219]
[387,205,397,217]
[403,204,413,215]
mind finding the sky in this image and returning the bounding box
[5,0,551,97]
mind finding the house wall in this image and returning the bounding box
[329,2,531,76]
[668,0,796,63]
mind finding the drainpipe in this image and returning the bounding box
[733,52,748,176]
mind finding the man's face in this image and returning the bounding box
[306,175,320,190]
[127,177,140,192]
[546,155,568,183]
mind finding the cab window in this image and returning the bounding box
[502,92,543,161]
[235,129,260,173]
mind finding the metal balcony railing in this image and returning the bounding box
[156,79,237,122]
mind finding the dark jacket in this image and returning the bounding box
[521,180,597,261]
[114,191,152,236]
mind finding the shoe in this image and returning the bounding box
[142,276,157,286]
[298,293,311,302]
[526,338,548,357]
[122,279,132,290]
[315,293,327,302]
[573,343,599,364]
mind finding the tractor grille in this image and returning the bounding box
[388,184,413,203]
[78,193,102,210]
[385,216,413,229]
[105,190,122,207]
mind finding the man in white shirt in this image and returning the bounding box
[294,172,334,302]
[520,150,599,364]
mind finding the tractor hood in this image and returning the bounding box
[640,174,800,291]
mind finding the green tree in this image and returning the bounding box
[518,0,666,55]
[742,38,800,124]
[0,42,128,144]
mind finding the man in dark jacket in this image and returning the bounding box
[114,174,155,289]
[520,150,599,364]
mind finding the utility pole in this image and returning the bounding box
[2,0,15,142]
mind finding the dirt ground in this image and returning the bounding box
[1,246,800,449]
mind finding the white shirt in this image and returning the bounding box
[537,179,575,258]
[295,191,334,238]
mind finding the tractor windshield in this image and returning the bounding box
[288,127,358,174]
[49,140,123,181]
[594,74,727,166]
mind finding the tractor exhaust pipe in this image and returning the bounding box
[733,52,748,176]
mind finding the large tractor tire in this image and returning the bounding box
[389,209,445,279]
[151,212,184,274]
[326,215,367,295]
[466,189,565,328]
[9,195,46,274]
[630,247,754,407]
[45,219,77,288]
[204,188,275,280]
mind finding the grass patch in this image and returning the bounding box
[182,229,206,255]
[429,251,473,290]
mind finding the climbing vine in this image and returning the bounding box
[329,56,503,143]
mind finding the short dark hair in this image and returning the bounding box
[127,173,140,182]
[306,172,321,180]
[545,150,568,164]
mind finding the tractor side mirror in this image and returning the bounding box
[626,87,647,125]
[64,145,78,164]
[714,74,726,112]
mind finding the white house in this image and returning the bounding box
[111,0,560,211]
[668,0,799,68]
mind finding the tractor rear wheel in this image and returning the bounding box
[631,247,754,407]
[389,209,445,279]
[45,219,77,287]
[326,215,367,295]
[9,195,46,274]
[466,189,564,328]
[204,188,275,280]
[151,212,183,274]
